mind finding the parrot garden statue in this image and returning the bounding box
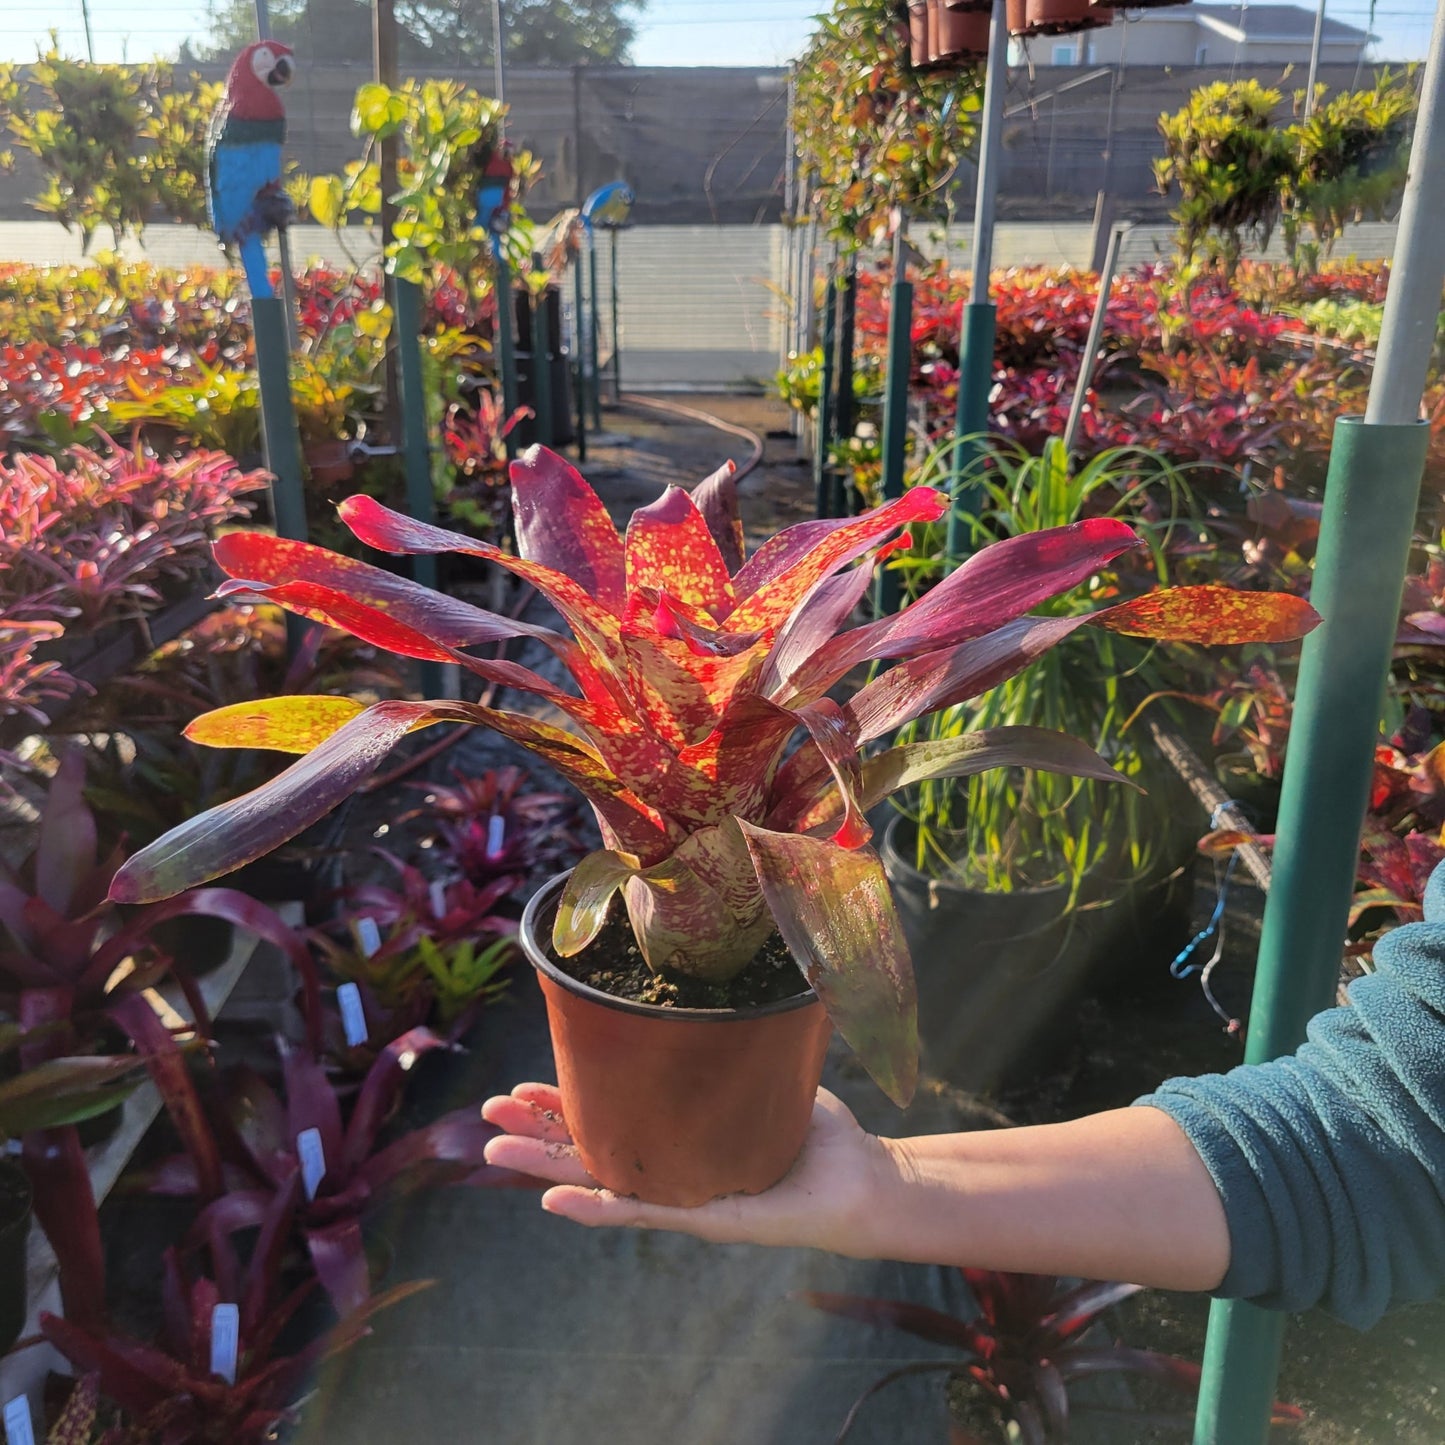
[206,41,296,299]
[581,180,635,231]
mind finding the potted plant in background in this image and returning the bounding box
[881,437,1214,1088]
[109,447,1316,1207]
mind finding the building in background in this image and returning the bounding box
[1038,3,1373,67]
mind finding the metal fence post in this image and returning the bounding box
[1193,4,1445,1439]
[814,271,838,519]
[832,257,858,517]
[875,225,914,616]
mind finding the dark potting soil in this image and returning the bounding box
[546,906,809,1009]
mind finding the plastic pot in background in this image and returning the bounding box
[520,871,832,1208]
[1022,0,1112,34]
[908,0,931,66]
[303,440,356,487]
[930,0,991,60]
[0,1158,32,1353]
[882,817,1081,1092]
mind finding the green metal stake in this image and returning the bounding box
[814,272,837,520]
[1193,4,1445,1438]
[609,228,622,405]
[588,236,603,429]
[946,0,1008,564]
[252,296,308,545]
[393,278,446,697]
[530,285,554,449]
[832,258,857,518]
[572,245,588,462]
[875,227,914,617]
[493,245,521,459]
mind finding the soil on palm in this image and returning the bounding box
[546,906,809,1009]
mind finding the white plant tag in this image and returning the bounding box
[355,917,382,958]
[210,1302,240,1384]
[337,982,368,1048]
[4,1396,35,1445]
[429,879,448,920]
[486,813,506,858]
[297,1127,326,1201]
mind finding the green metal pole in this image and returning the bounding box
[493,246,520,459]
[814,272,837,519]
[609,228,622,404]
[832,258,857,517]
[392,278,446,696]
[572,247,588,461]
[588,236,603,429]
[252,296,308,545]
[1193,4,1445,1436]
[875,228,914,617]
[530,286,554,449]
[946,0,1007,564]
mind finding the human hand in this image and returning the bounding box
[480,1082,900,1257]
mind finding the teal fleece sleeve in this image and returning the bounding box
[1136,861,1445,1329]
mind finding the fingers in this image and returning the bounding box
[483,1132,597,1188]
[480,1090,571,1144]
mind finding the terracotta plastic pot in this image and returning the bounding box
[1007,0,1030,34]
[930,0,991,60]
[304,440,356,486]
[907,0,932,67]
[521,872,833,1207]
[1022,0,1112,34]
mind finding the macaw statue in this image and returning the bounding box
[473,140,518,250]
[206,41,296,299]
[580,180,635,233]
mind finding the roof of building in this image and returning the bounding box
[1192,4,1371,43]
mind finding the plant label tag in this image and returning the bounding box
[337,982,368,1047]
[429,880,448,920]
[3,1396,35,1445]
[297,1127,326,1201]
[210,1302,240,1384]
[356,917,382,958]
[486,813,507,859]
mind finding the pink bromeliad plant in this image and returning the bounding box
[111,446,1317,1105]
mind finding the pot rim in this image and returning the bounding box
[520,870,821,1023]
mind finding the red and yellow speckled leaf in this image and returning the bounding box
[679,693,801,821]
[184,695,367,753]
[1090,586,1321,644]
[510,445,626,609]
[218,578,622,732]
[737,822,917,1108]
[113,699,676,905]
[726,488,947,633]
[624,485,736,617]
[692,457,746,575]
[785,518,1143,701]
[791,699,869,848]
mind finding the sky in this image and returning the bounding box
[0,0,1436,67]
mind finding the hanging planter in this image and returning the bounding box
[907,0,932,66]
[1012,0,1113,35]
[930,0,991,61]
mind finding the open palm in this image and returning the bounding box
[481,1082,895,1257]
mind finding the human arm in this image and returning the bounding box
[481,1083,1231,1292]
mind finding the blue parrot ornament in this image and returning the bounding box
[581,180,635,232]
[206,41,296,299]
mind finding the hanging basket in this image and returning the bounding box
[943,0,994,12]
[907,0,932,66]
[1016,0,1113,35]
[929,0,991,64]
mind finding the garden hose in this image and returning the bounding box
[617,393,765,482]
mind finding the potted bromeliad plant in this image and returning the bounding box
[109,447,1316,1206]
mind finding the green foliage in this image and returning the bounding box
[792,0,981,249]
[305,78,540,292]
[1156,73,1419,276]
[416,934,513,1025]
[0,45,222,247]
[201,0,643,67]
[1283,69,1418,270]
[891,438,1203,891]
[1154,80,1296,275]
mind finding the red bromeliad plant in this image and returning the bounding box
[111,447,1317,1105]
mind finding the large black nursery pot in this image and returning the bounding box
[882,816,1083,1091]
[520,872,833,1208]
[0,1158,32,1353]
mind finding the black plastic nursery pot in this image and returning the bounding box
[520,872,833,1208]
[0,1158,32,1353]
[882,817,1082,1092]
